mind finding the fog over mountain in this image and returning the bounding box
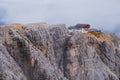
[0,0,120,34]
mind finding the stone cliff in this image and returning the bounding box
[0,23,120,80]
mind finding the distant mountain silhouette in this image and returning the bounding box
[0,8,6,25]
[0,22,5,25]
[113,26,120,36]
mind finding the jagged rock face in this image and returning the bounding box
[0,24,120,80]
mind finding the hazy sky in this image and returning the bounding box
[0,0,120,33]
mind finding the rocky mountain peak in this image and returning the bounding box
[0,23,120,80]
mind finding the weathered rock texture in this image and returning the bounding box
[0,23,120,80]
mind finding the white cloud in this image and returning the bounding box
[0,0,120,32]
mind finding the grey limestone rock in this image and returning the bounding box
[0,23,120,80]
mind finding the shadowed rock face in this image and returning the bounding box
[0,23,120,80]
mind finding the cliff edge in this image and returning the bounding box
[0,23,120,80]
